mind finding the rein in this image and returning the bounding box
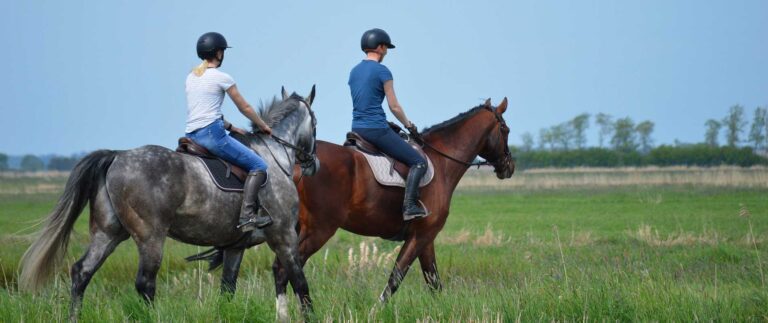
[421,141,492,168]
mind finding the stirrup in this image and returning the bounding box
[236,206,272,231]
[403,200,430,221]
[236,216,272,231]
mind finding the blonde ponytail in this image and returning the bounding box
[192,60,208,77]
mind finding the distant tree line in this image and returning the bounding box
[512,145,765,169]
[513,105,768,169]
[704,105,768,150]
[0,153,7,171]
[0,154,82,172]
[3,105,766,171]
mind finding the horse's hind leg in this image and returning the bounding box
[115,200,169,303]
[70,187,128,319]
[134,236,166,303]
[417,242,442,292]
[221,248,245,295]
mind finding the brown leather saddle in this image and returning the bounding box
[343,131,428,180]
[176,137,247,182]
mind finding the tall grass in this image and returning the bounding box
[1,171,767,321]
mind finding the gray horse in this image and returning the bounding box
[19,86,318,320]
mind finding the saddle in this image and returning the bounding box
[343,130,434,187]
[176,137,247,185]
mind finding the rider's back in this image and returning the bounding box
[185,69,235,133]
[348,60,391,129]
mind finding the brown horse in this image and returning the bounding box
[272,98,514,308]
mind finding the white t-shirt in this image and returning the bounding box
[185,68,236,133]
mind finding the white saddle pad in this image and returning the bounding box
[358,151,434,188]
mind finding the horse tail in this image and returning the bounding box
[18,149,118,292]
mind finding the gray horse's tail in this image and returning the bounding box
[18,149,118,292]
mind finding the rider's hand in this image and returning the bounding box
[406,123,423,144]
[406,123,419,135]
[258,124,273,136]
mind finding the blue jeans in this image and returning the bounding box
[353,127,426,167]
[186,119,268,172]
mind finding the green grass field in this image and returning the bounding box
[1,170,767,322]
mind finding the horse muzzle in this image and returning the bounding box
[494,159,515,179]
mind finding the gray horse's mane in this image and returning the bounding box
[252,93,303,130]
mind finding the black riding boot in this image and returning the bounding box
[403,163,428,221]
[237,171,272,232]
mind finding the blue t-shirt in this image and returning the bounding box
[348,60,393,129]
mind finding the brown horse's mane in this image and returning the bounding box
[252,94,303,130]
[422,104,489,135]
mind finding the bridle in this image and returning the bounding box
[419,106,512,173]
[256,97,318,178]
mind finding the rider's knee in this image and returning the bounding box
[412,161,427,169]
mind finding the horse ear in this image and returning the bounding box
[496,97,508,114]
[307,84,316,107]
[282,86,289,101]
[484,98,492,107]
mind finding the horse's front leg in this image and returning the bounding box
[271,257,290,321]
[266,226,312,321]
[417,241,442,292]
[379,235,432,303]
[221,248,245,295]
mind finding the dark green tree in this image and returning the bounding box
[21,155,44,172]
[635,121,654,153]
[611,117,637,152]
[0,153,7,171]
[569,113,590,149]
[723,104,747,147]
[538,128,553,150]
[550,123,571,150]
[520,132,534,152]
[704,119,721,147]
[47,156,78,171]
[748,106,766,151]
[595,113,613,148]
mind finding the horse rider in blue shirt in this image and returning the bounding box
[348,28,428,221]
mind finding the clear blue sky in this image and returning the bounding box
[2,0,766,155]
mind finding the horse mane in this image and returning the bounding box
[252,93,303,131]
[422,104,490,135]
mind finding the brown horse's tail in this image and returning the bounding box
[18,150,118,292]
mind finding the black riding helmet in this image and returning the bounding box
[197,32,231,60]
[360,28,395,52]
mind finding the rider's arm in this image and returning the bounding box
[383,80,413,128]
[226,85,272,134]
